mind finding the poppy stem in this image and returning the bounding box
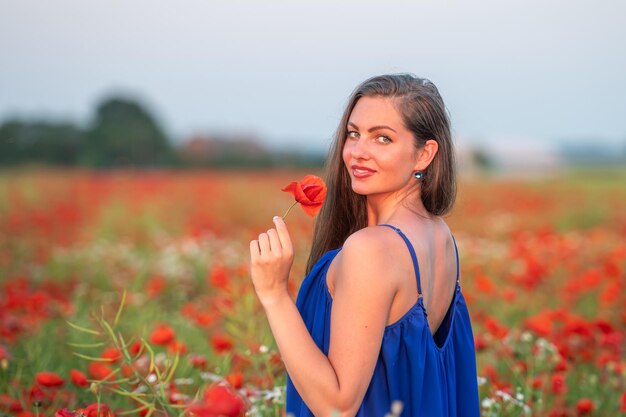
[282,201,298,219]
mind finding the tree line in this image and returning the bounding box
[0,97,325,169]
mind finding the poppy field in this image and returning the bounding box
[0,167,625,417]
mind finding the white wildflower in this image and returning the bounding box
[391,400,404,416]
[520,331,533,342]
[174,377,194,385]
[482,397,495,408]
[200,372,223,382]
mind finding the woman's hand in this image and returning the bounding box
[249,216,294,308]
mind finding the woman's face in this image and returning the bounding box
[342,96,420,197]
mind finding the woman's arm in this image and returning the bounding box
[250,217,397,417]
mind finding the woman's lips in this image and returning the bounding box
[352,166,376,178]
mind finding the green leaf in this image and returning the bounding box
[100,377,132,385]
[67,342,106,348]
[164,352,180,383]
[118,332,133,362]
[117,405,151,416]
[142,338,156,374]
[114,289,127,327]
[101,319,118,346]
[145,406,156,417]
[71,352,115,362]
[66,320,101,335]
[109,388,148,397]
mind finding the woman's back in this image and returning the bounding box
[286,223,480,416]
[326,218,459,334]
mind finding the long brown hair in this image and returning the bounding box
[305,73,457,274]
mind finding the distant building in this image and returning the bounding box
[558,141,626,166]
[456,136,565,174]
[179,133,270,166]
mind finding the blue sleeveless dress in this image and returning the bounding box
[286,224,480,417]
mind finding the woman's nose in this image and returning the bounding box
[349,137,370,160]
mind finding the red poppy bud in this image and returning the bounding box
[88,362,114,381]
[80,403,114,417]
[187,384,246,417]
[211,334,233,354]
[150,324,176,346]
[576,398,594,414]
[70,369,89,387]
[225,372,244,389]
[35,372,65,388]
[281,174,327,217]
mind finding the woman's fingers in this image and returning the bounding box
[258,232,270,254]
[267,228,282,252]
[272,216,293,256]
[250,239,260,259]
[250,217,292,262]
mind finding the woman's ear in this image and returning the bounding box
[413,139,438,171]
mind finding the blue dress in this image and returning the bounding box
[286,224,480,417]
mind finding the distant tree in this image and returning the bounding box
[470,147,494,171]
[0,119,83,166]
[81,97,174,167]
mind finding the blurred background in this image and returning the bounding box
[1,0,625,172]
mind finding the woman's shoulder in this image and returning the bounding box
[343,224,401,254]
[335,225,408,279]
[328,226,403,301]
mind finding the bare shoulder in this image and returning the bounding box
[342,225,399,255]
[332,226,404,288]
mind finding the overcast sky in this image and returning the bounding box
[1,0,625,152]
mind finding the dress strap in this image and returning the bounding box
[451,234,461,289]
[378,224,423,298]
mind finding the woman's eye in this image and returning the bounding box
[347,131,359,139]
[377,135,392,144]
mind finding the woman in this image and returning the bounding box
[249,74,480,417]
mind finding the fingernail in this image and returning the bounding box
[273,215,279,221]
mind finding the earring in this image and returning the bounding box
[414,171,424,180]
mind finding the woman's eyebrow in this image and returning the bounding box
[348,122,397,133]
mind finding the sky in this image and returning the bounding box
[1,0,625,153]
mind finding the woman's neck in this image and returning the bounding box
[365,189,433,227]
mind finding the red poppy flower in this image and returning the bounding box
[475,275,495,294]
[187,384,246,417]
[55,409,76,417]
[188,354,207,370]
[80,403,114,417]
[101,347,121,363]
[211,333,233,354]
[88,362,114,381]
[146,275,166,297]
[121,364,134,378]
[551,373,566,395]
[35,371,65,388]
[128,340,144,357]
[0,345,9,361]
[70,369,89,387]
[209,265,229,290]
[576,398,594,414]
[225,372,244,389]
[281,174,327,217]
[0,394,23,412]
[168,340,188,354]
[483,316,509,339]
[150,324,176,346]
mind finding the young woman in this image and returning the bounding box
[250,74,480,417]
